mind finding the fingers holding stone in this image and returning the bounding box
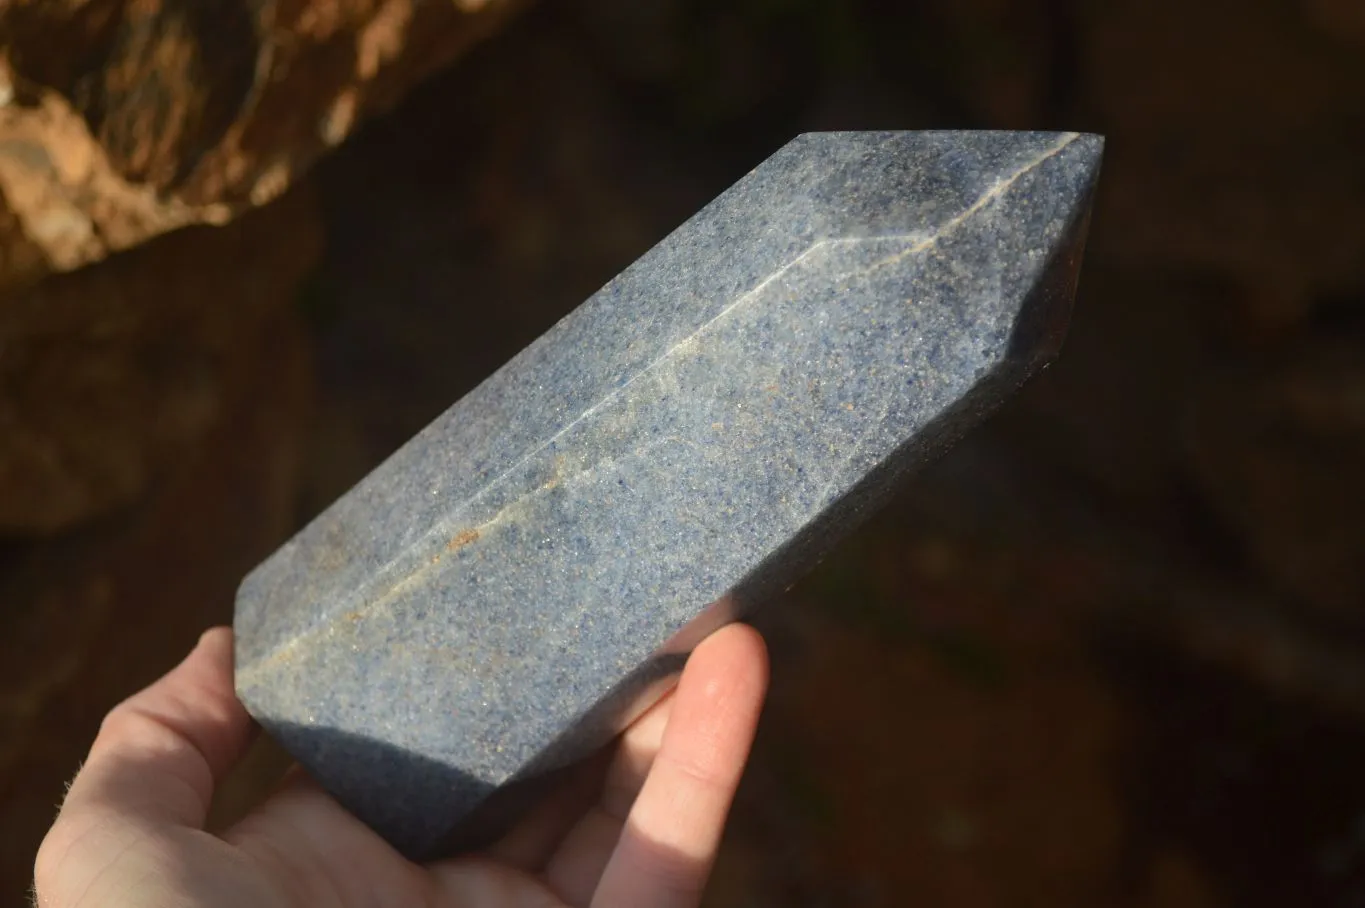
[528,683,676,904]
[589,623,768,908]
[60,627,256,829]
[481,745,616,872]
[599,688,675,818]
[34,629,257,907]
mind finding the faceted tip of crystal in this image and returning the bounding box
[1003,132,1104,368]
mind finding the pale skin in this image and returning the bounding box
[33,623,769,908]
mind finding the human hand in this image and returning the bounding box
[34,623,768,907]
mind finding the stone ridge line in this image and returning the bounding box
[809,131,1079,507]
[237,131,1080,682]
[866,132,1079,274]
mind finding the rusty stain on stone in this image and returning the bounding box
[448,528,481,552]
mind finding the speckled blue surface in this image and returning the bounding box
[234,130,1103,859]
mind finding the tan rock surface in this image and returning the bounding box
[0,0,523,290]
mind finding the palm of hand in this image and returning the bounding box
[34,626,768,908]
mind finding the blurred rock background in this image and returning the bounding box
[4,0,1365,905]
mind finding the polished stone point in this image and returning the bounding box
[233,130,1104,859]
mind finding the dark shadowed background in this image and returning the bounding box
[3,0,1365,904]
